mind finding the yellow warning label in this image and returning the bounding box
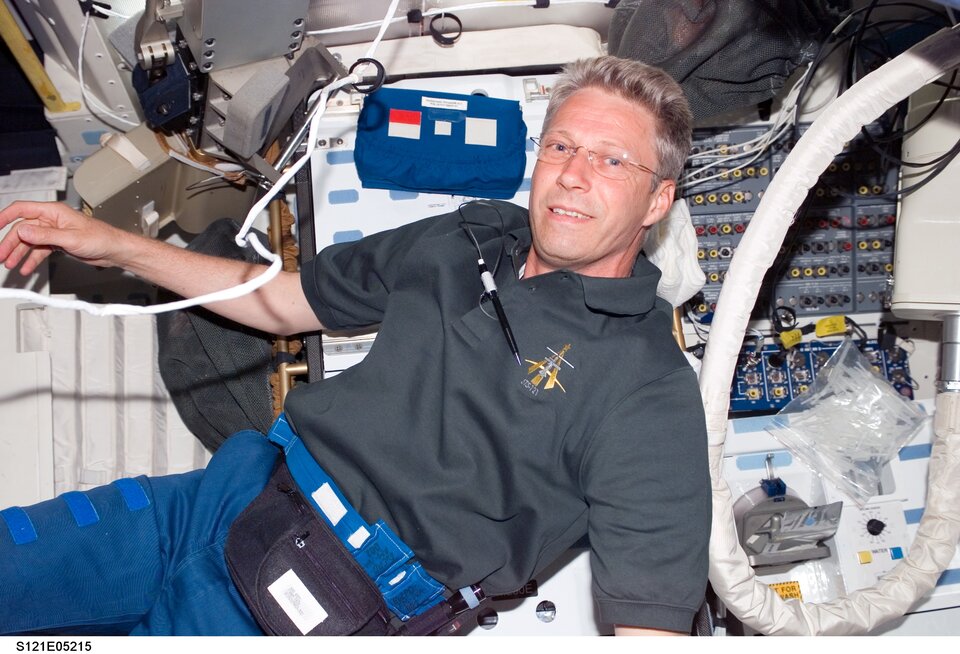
[768,581,803,601]
[779,329,803,349]
[815,315,847,337]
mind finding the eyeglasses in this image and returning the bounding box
[530,136,661,182]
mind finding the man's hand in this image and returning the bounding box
[0,201,129,274]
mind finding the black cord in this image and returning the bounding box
[897,76,958,147]
[878,139,960,200]
[792,2,960,200]
[844,0,953,92]
[457,201,522,365]
[892,71,960,164]
[457,201,507,278]
[765,197,812,322]
[851,36,956,167]
[841,4,956,168]
[796,3,954,137]
[794,4,884,127]
[772,306,798,333]
[845,316,869,351]
[845,0,882,94]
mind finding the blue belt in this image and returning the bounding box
[267,414,446,621]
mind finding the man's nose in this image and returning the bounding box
[557,147,593,187]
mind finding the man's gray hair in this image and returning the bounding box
[542,56,692,186]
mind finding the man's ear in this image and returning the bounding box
[641,179,676,228]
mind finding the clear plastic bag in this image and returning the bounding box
[765,338,928,506]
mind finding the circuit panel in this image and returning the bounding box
[730,339,914,414]
[684,122,900,320]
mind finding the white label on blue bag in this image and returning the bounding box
[312,483,347,526]
[465,117,497,147]
[422,96,468,111]
[435,120,452,136]
[268,569,329,634]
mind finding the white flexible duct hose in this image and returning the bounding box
[699,24,960,635]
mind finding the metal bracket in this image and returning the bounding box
[135,0,182,70]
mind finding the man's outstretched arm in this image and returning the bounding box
[0,200,323,336]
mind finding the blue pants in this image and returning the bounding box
[0,431,278,635]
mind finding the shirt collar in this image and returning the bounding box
[505,226,661,316]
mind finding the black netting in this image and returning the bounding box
[608,0,850,121]
[157,218,275,452]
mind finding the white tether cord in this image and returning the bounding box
[701,24,960,635]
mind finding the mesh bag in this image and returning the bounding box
[157,218,275,451]
[608,0,849,121]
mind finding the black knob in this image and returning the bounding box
[866,518,886,536]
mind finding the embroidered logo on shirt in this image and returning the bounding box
[522,344,574,396]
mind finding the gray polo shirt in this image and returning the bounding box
[285,201,710,631]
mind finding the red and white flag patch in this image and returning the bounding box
[387,108,421,140]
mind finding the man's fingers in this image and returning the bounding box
[3,241,32,271]
[0,203,23,231]
[21,247,54,276]
[1,223,65,274]
[0,229,22,262]
[0,201,55,229]
[16,222,75,252]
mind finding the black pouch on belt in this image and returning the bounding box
[224,459,395,635]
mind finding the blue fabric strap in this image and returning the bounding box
[112,478,151,511]
[61,491,100,528]
[1,507,38,545]
[268,415,445,620]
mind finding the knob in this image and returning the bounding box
[866,518,886,536]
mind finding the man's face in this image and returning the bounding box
[526,87,675,279]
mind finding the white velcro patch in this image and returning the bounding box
[465,117,497,147]
[311,483,347,526]
[348,525,370,549]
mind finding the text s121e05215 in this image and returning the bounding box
[16,642,92,652]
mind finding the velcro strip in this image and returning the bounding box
[61,491,100,527]
[1,507,38,545]
[311,483,347,526]
[347,525,370,549]
[112,478,151,511]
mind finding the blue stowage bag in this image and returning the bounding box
[354,87,527,199]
